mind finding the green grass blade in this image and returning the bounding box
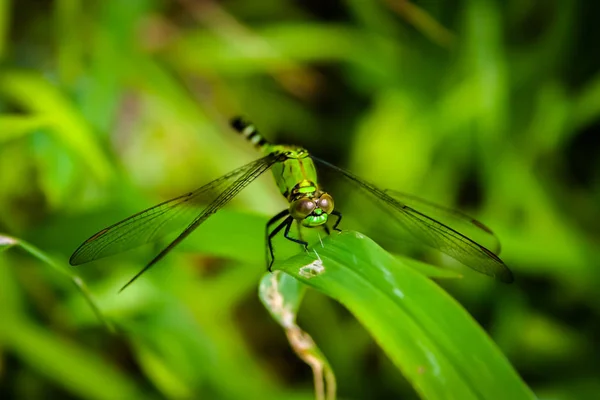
[259,271,336,400]
[0,114,50,143]
[0,315,148,400]
[273,231,535,400]
[0,233,113,331]
[0,71,113,182]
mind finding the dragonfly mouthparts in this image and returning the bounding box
[302,212,329,227]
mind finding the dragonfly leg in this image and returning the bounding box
[266,209,290,271]
[331,210,343,231]
[283,217,309,249]
[323,224,331,235]
[268,216,307,271]
[284,218,309,246]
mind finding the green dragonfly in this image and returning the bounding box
[70,117,513,291]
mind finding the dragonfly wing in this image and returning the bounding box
[70,154,280,266]
[383,190,501,255]
[311,156,513,283]
[117,152,281,291]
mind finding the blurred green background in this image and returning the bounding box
[1,0,599,399]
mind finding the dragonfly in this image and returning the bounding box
[70,117,514,291]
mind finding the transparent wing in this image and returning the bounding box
[312,156,513,283]
[383,190,501,255]
[70,154,280,266]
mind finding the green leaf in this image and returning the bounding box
[259,270,306,323]
[0,114,51,143]
[0,70,113,182]
[129,332,195,400]
[0,315,148,400]
[273,231,535,400]
[259,271,336,400]
[0,233,112,331]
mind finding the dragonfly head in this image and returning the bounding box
[290,193,334,227]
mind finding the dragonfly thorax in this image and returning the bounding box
[289,187,334,227]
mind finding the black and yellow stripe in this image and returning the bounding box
[230,117,268,149]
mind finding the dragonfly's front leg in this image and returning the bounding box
[267,216,307,271]
[266,210,290,271]
[331,210,343,231]
[266,214,310,271]
[283,218,309,251]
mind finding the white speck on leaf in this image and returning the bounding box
[393,288,405,299]
[299,259,325,278]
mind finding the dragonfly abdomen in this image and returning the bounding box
[231,117,268,149]
[230,117,317,197]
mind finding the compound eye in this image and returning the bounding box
[318,193,334,213]
[290,198,316,219]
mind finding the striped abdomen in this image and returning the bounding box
[229,117,320,200]
[230,117,269,150]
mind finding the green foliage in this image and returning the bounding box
[0,234,111,330]
[274,232,534,399]
[259,271,336,400]
[1,0,599,399]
